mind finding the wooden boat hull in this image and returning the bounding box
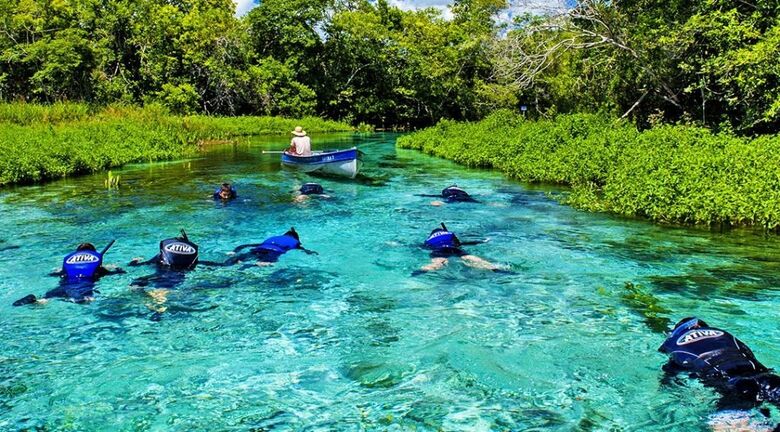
[281,147,363,179]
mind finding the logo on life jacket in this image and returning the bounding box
[428,230,452,240]
[164,242,196,254]
[677,329,724,345]
[65,253,100,264]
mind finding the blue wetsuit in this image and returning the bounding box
[424,226,465,258]
[659,318,780,406]
[226,228,316,265]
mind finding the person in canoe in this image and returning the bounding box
[224,227,318,266]
[12,241,124,306]
[413,223,503,275]
[287,126,312,156]
[418,185,478,206]
[213,182,237,201]
[659,317,780,408]
[129,230,222,320]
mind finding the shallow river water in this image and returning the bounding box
[2,133,780,431]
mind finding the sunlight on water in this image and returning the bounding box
[2,133,780,431]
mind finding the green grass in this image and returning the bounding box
[0,103,353,185]
[397,110,780,229]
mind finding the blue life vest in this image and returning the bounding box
[425,229,461,251]
[159,238,199,269]
[214,186,237,200]
[62,250,103,282]
[253,234,300,255]
[300,183,324,195]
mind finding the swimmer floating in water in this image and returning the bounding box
[129,229,221,320]
[660,317,780,429]
[213,183,237,201]
[418,185,477,206]
[294,183,330,202]
[413,223,503,275]
[225,227,318,267]
[13,240,124,306]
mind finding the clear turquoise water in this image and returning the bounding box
[2,133,780,431]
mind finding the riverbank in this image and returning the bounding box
[0,103,353,186]
[397,110,780,229]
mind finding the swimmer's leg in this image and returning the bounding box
[145,288,170,321]
[412,257,448,276]
[460,255,507,272]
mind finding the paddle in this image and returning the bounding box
[261,150,287,154]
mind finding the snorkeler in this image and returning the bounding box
[659,317,780,409]
[225,227,318,266]
[294,183,330,202]
[129,230,222,320]
[418,185,477,206]
[413,223,501,274]
[12,240,124,306]
[214,183,237,201]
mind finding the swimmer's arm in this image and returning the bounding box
[48,269,64,277]
[99,266,126,276]
[297,245,318,255]
[459,240,488,246]
[659,361,686,387]
[128,255,158,267]
[198,260,227,267]
[233,244,261,253]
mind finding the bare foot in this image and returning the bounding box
[430,201,443,207]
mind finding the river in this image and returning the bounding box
[2,133,780,431]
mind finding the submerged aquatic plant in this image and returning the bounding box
[621,282,671,333]
[104,171,120,189]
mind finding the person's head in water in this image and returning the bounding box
[76,243,97,252]
[670,316,708,336]
[442,185,473,202]
[217,183,236,200]
[284,227,300,241]
[300,183,324,195]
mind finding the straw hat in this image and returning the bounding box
[292,126,307,137]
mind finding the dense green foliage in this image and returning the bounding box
[1,0,778,132]
[398,111,780,228]
[0,103,351,185]
[0,0,507,128]
[499,0,780,133]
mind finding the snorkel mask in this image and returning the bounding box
[669,317,708,340]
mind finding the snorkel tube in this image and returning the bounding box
[101,239,116,256]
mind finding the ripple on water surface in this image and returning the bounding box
[2,133,780,430]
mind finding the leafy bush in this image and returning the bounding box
[398,111,780,229]
[0,103,352,185]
